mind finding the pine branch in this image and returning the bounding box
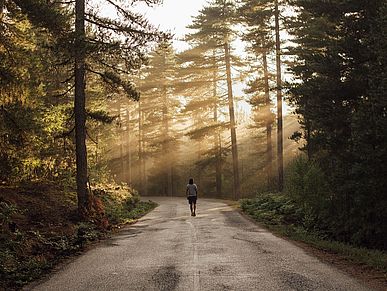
[50,84,75,98]
[84,13,161,40]
[55,126,75,139]
[86,67,140,101]
[61,74,75,84]
[86,130,98,144]
[103,0,154,28]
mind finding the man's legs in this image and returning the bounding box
[193,202,196,216]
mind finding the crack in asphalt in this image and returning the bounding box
[232,234,272,254]
[186,220,200,291]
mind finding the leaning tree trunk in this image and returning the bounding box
[224,42,240,200]
[75,0,90,218]
[275,0,284,191]
[262,51,273,190]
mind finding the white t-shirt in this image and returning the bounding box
[186,184,198,197]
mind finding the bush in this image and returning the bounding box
[240,193,304,226]
[92,183,153,225]
[284,155,335,233]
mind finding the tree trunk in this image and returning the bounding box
[161,52,173,197]
[162,84,173,196]
[275,0,284,191]
[74,0,89,218]
[126,107,132,184]
[138,100,145,194]
[119,107,125,178]
[213,52,222,198]
[0,1,4,20]
[95,133,99,164]
[224,42,240,200]
[262,51,273,189]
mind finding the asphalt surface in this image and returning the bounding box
[30,197,371,291]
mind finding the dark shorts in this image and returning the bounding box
[187,196,197,204]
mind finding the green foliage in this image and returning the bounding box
[86,109,116,124]
[93,184,156,225]
[240,193,304,226]
[0,224,101,289]
[0,202,19,228]
[76,222,102,244]
[0,102,76,183]
[284,155,332,229]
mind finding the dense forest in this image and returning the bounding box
[1,0,386,255]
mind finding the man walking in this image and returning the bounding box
[186,178,198,216]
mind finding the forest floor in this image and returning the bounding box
[0,183,156,290]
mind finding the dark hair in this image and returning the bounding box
[189,178,194,184]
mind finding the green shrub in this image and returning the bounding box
[284,155,335,233]
[240,193,304,226]
[0,202,19,229]
[93,183,155,225]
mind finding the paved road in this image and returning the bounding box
[31,197,371,291]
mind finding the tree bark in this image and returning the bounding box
[262,51,273,189]
[275,0,284,191]
[75,0,89,218]
[224,42,240,200]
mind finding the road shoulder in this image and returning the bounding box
[236,207,387,291]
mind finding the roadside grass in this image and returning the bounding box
[240,193,387,274]
[0,183,157,290]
